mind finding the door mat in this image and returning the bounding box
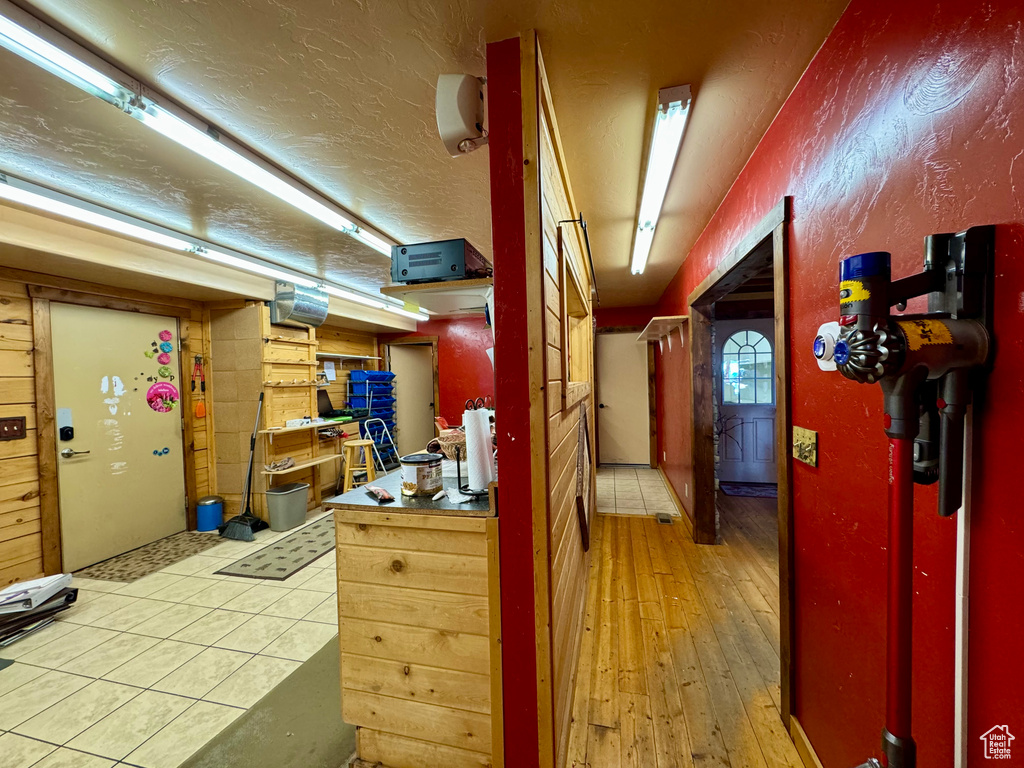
[75,531,221,583]
[719,482,778,498]
[215,515,335,581]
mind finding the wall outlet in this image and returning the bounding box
[793,426,818,467]
[0,417,26,441]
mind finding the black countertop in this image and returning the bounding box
[322,469,493,517]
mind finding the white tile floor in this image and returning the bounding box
[0,511,338,768]
[595,465,681,517]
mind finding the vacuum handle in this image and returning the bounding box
[938,372,968,517]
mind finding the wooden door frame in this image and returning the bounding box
[687,197,796,725]
[31,286,197,574]
[593,326,656,468]
[383,336,441,422]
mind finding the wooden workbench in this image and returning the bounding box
[325,472,503,768]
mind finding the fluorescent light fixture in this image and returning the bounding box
[0,173,425,320]
[0,5,398,255]
[0,177,192,252]
[630,84,692,275]
[132,103,360,235]
[0,8,131,108]
[351,227,392,257]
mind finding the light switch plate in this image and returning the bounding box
[793,426,818,467]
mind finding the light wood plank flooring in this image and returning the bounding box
[566,493,802,767]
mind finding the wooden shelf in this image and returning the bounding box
[260,420,362,441]
[262,358,317,365]
[261,453,344,476]
[264,336,317,345]
[316,353,381,360]
[637,315,689,342]
[263,380,317,387]
[379,277,492,317]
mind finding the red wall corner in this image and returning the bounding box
[487,34,543,768]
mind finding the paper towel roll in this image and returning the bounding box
[464,408,495,491]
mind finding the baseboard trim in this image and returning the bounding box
[658,466,695,539]
[791,716,825,768]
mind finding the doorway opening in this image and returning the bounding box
[688,198,795,725]
[383,338,439,456]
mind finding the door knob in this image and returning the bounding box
[598,403,606,409]
[60,448,90,459]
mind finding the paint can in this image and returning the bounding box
[399,453,443,497]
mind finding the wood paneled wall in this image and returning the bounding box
[0,272,214,586]
[535,42,596,767]
[0,279,41,587]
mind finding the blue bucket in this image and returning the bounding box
[196,495,224,532]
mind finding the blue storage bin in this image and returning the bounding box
[351,382,393,395]
[369,409,395,421]
[349,396,395,409]
[350,370,396,383]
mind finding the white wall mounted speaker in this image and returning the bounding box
[436,74,487,157]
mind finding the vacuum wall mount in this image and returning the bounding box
[814,225,995,768]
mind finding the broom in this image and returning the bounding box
[219,392,269,541]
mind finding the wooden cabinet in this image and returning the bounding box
[333,506,503,768]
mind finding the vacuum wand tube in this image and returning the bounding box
[813,226,994,768]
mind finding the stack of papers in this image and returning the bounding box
[0,574,78,649]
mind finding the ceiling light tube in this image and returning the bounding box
[0,173,418,318]
[0,1,132,108]
[0,3,397,255]
[132,103,360,234]
[630,84,692,275]
[0,174,192,251]
[384,304,429,322]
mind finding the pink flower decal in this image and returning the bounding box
[159,330,173,342]
[146,382,179,413]
[157,353,171,365]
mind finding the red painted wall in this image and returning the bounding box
[594,305,655,329]
[487,36,542,768]
[653,1,1024,765]
[380,316,494,425]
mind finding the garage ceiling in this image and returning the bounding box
[7,0,849,306]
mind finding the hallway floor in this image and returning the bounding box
[0,511,339,768]
[596,466,682,517]
[566,493,801,767]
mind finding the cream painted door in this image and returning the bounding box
[51,303,187,571]
[596,332,650,465]
[388,344,435,456]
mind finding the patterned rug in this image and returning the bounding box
[719,482,778,498]
[75,530,221,583]
[216,514,335,581]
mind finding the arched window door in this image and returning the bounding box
[721,330,773,405]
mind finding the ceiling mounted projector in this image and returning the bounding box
[436,74,487,157]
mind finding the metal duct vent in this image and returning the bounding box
[270,281,329,328]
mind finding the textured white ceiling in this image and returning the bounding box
[8,0,849,305]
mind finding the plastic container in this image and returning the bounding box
[349,396,394,409]
[350,370,396,382]
[351,382,394,395]
[399,453,443,496]
[196,495,224,532]
[265,482,309,532]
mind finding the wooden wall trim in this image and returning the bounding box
[522,30,557,767]
[687,198,790,308]
[595,325,643,335]
[790,716,825,768]
[28,286,193,319]
[4,266,202,312]
[688,303,717,545]
[773,220,796,726]
[31,297,60,574]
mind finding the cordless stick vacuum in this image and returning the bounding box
[813,226,994,768]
